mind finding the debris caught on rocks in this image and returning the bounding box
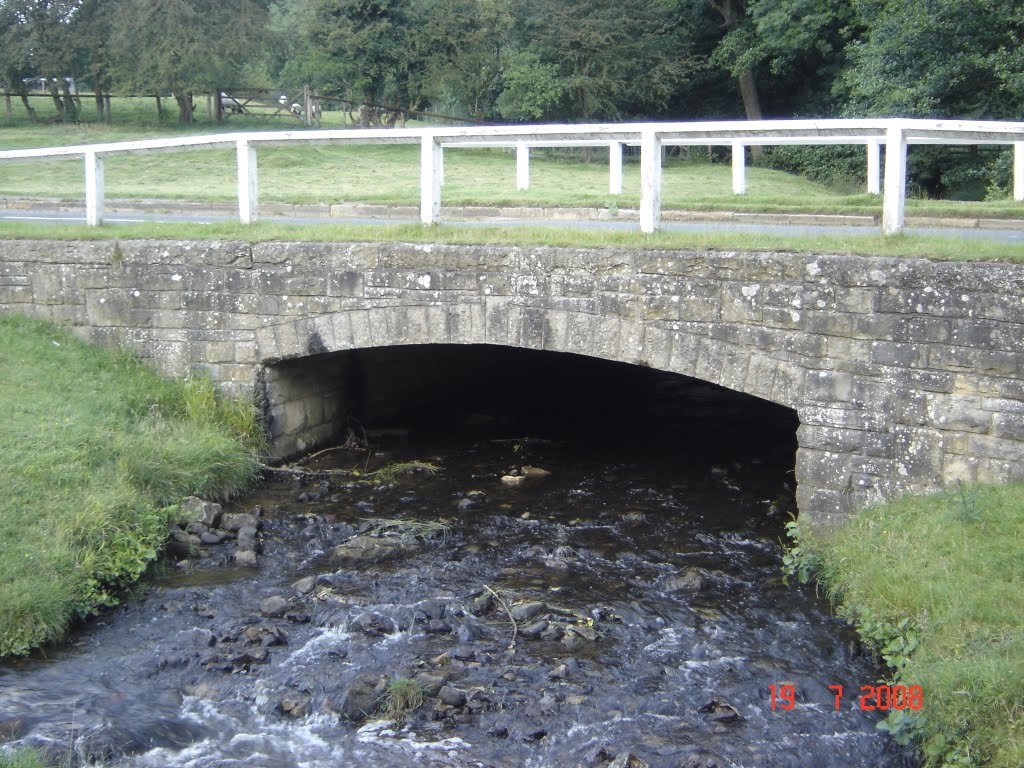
[698,699,744,723]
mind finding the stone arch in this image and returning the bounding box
[255,303,810,413]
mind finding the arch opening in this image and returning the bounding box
[262,343,798,492]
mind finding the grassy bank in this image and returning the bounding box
[1,219,1024,263]
[787,483,1024,767]
[0,314,262,657]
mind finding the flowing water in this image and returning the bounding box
[0,419,918,768]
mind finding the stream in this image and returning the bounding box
[0,419,918,768]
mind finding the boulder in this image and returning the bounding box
[180,496,223,528]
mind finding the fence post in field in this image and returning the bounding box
[421,132,442,224]
[609,141,623,195]
[882,124,907,235]
[867,140,882,195]
[85,150,104,227]
[1015,142,1024,202]
[732,141,747,195]
[303,86,312,128]
[516,142,530,191]
[237,139,259,224]
[640,128,662,233]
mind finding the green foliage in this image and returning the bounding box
[758,145,867,189]
[0,748,51,768]
[0,315,260,657]
[494,51,564,121]
[841,0,1024,119]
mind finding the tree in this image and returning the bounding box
[108,0,271,123]
[509,0,696,121]
[0,0,84,121]
[840,0,1024,119]
[302,0,425,125]
[417,0,513,120]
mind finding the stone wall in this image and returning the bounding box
[2,238,1023,530]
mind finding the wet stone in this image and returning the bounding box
[200,530,226,545]
[439,685,467,708]
[510,602,546,622]
[279,692,312,718]
[221,512,259,533]
[236,525,260,552]
[291,576,317,595]
[234,549,258,567]
[332,534,416,564]
[259,595,290,617]
[180,496,223,528]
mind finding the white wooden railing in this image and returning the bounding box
[2,118,1024,235]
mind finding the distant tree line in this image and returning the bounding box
[2,0,1023,128]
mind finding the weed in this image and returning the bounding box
[381,677,426,722]
[367,461,440,483]
[945,480,981,525]
[360,518,450,543]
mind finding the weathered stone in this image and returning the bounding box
[234,549,258,567]
[221,513,259,533]
[180,496,223,528]
[236,525,260,552]
[439,685,467,708]
[292,576,317,595]
[260,595,290,617]
[332,535,414,564]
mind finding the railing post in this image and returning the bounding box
[867,140,882,195]
[516,141,530,191]
[236,138,259,224]
[732,141,746,195]
[421,132,442,225]
[609,141,623,195]
[1015,142,1024,202]
[639,128,662,234]
[84,150,104,227]
[882,125,907,235]
[439,145,445,187]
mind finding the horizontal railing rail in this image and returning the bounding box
[2,118,1023,234]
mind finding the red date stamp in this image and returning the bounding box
[769,684,923,711]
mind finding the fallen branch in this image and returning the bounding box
[483,584,518,652]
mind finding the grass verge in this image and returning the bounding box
[1,219,1023,263]
[785,483,1024,767]
[0,314,262,657]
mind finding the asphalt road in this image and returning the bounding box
[4,207,1024,243]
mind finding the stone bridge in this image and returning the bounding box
[2,239,1023,530]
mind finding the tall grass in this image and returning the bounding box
[0,315,262,656]
[789,483,1024,767]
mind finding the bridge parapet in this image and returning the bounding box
[2,239,1022,530]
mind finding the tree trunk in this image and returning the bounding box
[47,81,66,121]
[714,0,764,157]
[60,80,79,121]
[173,91,193,123]
[94,71,105,120]
[156,95,164,118]
[19,92,38,122]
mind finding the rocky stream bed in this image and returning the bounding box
[0,431,919,767]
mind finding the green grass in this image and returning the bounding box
[4,111,1024,218]
[0,315,262,657]
[0,218,1023,263]
[0,748,49,768]
[790,483,1024,767]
